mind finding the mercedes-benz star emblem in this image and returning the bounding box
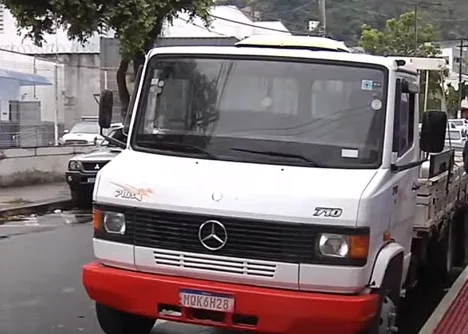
[198,220,228,251]
[94,164,100,170]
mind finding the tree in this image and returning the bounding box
[359,11,439,57]
[2,0,215,121]
[359,11,445,114]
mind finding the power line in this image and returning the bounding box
[208,13,310,36]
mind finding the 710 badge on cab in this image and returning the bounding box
[313,207,343,218]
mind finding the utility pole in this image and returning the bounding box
[318,0,327,37]
[409,1,442,53]
[458,38,464,112]
[414,4,418,52]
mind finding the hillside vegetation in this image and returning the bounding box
[219,0,468,44]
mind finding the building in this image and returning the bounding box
[0,5,102,129]
[0,48,65,148]
[0,4,290,127]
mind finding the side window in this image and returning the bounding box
[393,79,415,157]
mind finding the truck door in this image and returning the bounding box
[390,78,418,256]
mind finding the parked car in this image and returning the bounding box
[59,119,103,145]
[445,128,466,150]
[65,126,126,208]
[448,118,468,136]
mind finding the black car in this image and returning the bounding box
[65,127,126,208]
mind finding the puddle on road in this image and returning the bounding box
[0,210,92,227]
[60,210,92,225]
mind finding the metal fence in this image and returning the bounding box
[0,122,64,148]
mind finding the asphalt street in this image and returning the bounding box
[0,210,234,334]
[0,210,454,334]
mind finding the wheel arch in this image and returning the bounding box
[369,242,405,292]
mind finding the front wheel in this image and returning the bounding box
[363,270,400,334]
[70,187,92,209]
[96,303,156,334]
[363,292,399,334]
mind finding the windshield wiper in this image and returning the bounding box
[230,148,320,167]
[138,140,218,159]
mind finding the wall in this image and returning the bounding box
[37,53,101,129]
[0,146,95,187]
[0,77,19,120]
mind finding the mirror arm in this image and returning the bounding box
[391,153,429,173]
[100,128,126,149]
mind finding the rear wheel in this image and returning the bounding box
[96,303,156,334]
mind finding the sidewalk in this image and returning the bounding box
[0,183,72,221]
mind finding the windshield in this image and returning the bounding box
[70,121,99,134]
[446,130,462,141]
[132,55,387,168]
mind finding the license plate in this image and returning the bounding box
[87,177,96,183]
[179,289,235,312]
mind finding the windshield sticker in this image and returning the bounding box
[341,149,359,158]
[112,183,153,202]
[372,81,382,89]
[361,80,373,90]
[371,99,383,110]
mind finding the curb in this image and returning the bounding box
[0,198,73,224]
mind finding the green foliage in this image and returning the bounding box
[359,12,439,57]
[1,0,215,59]
[252,0,466,44]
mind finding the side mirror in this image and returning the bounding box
[99,89,113,129]
[63,129,70,134]
[420,110,447,153]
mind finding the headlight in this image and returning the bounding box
[318,234,349,258]
[102,212,126,234]
[317,233,369,260]
[68,160,81,170]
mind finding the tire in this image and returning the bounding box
[362,262,401,334]
[96,303,156,334]
[70,187,92,209]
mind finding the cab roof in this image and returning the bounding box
[147,45,417,74]
[235,35,350,53]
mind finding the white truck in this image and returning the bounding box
[82,37,468,334]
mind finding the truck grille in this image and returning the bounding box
[82,161,109,171]
[126,208,317,264]
[65,139,89,145]
[153,249,276,278]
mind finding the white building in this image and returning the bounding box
[441,44,468,88]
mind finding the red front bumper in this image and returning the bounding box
[83,262,378,334]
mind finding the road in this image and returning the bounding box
[0,210,228,334]
[0,210,455,334]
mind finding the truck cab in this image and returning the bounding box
[83,38,447,334]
